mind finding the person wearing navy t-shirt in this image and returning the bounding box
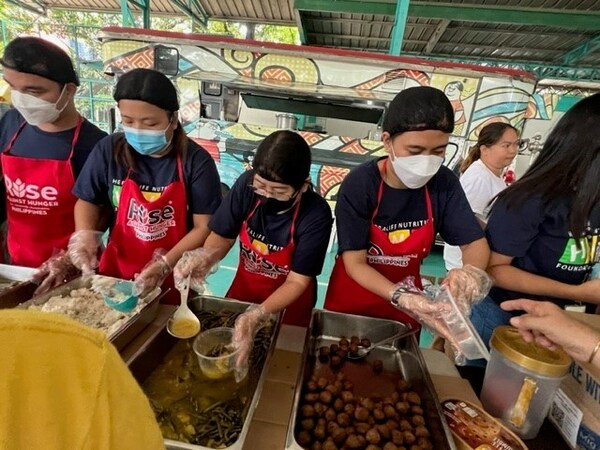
[174,130,333,341]
[324,87,490,333]
[473,93,600,348]
[0,37,106,270]
[68,69,221,303]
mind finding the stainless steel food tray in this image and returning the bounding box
[285,309,457,450]
[125,294,282,450]
[17,275,165,350]
[0,264,39,309]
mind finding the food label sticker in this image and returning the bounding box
[549,388,583,448]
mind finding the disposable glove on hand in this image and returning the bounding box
[443,265,492,316]
[232,304,268,382]
[174,248,218,293]
[67,230,103,277]
[389,284,460,350]
[33,251,78,295]
[133,250,171,297]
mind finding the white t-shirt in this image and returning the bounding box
[444,159,507,270]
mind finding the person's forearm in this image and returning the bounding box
[460,238,489,270]
[343,253,396,300]
[489,264,579,300]
[261,275,311,314]
[74,200,106,231]
[165,226,211,268]
[201,232,236,266]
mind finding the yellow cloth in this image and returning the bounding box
[0,310,164,450]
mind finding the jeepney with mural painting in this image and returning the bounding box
[99,27,539,205]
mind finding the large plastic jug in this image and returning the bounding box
[480,326,572,439]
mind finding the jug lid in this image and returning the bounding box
[491,326,572,377]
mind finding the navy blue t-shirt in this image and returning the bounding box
[336,157,484,253]
[0,109,107,177]
[486,194,600,306]
[73,133,222,221]
[209,170,333,277]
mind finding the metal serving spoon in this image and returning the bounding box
[167,274,201,339]
[347,327,419,360]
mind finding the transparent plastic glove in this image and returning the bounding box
[32,250,78,295]
[232,304,268,382]
[133,249,171,297]
[443,265,492,316]
[174,248,219,293]
[67,230,103,278]
[389,278,460,350]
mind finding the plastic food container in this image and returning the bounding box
[192,327,247,381]
[434,285,490,361]
[480,326,572,439]
[442,399,528,450]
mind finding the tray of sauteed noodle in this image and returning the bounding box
[17,274,165,350]
[286,310,456,450]
[0,264,39,308]
[125,295,282,450]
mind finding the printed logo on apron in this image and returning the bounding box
[125,198,177,241]
[4,175,59,214]
[239,241,289,279]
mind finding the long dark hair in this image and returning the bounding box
[112,68,187,170]
[494,93,600,238]
[460,122,517,173]
[253,130,311,190]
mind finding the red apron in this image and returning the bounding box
[98,154,187,304]
[226,199,315,327]
[1,118,83,267]
[324,159,435,331]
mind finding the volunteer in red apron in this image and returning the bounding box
[67,69,221,303]
[174,130,332,358]
[325,86,490,334]
[0,37,106,274]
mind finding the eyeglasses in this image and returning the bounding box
[248,183,298,202]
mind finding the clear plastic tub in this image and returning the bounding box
[480,326,572,439]
[192,327,248,381]
[433,285,490,361]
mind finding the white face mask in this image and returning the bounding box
[390,152,444,189]
[11,86,68,126]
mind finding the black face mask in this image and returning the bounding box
[258,194,298,215]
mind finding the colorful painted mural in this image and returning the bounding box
[99,28,537,205]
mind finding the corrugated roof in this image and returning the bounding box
[18,0,295,22]
[12,0,600,80]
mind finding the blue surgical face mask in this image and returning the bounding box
[123,123,172,156]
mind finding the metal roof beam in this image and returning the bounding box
[445,24,590,39]
[389,0,409,56]
[302,17,396,26]
[169,0,209,26]
[294,0,600,30]
[120,0,150,27]
[418,53,600,82]
[424,19,449,53]
[437,41,564,56]
[120,0,136,27]
[6,0,46,15]
[306,32,422,44]
[295,10,308,44]
[561,34,600,65]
